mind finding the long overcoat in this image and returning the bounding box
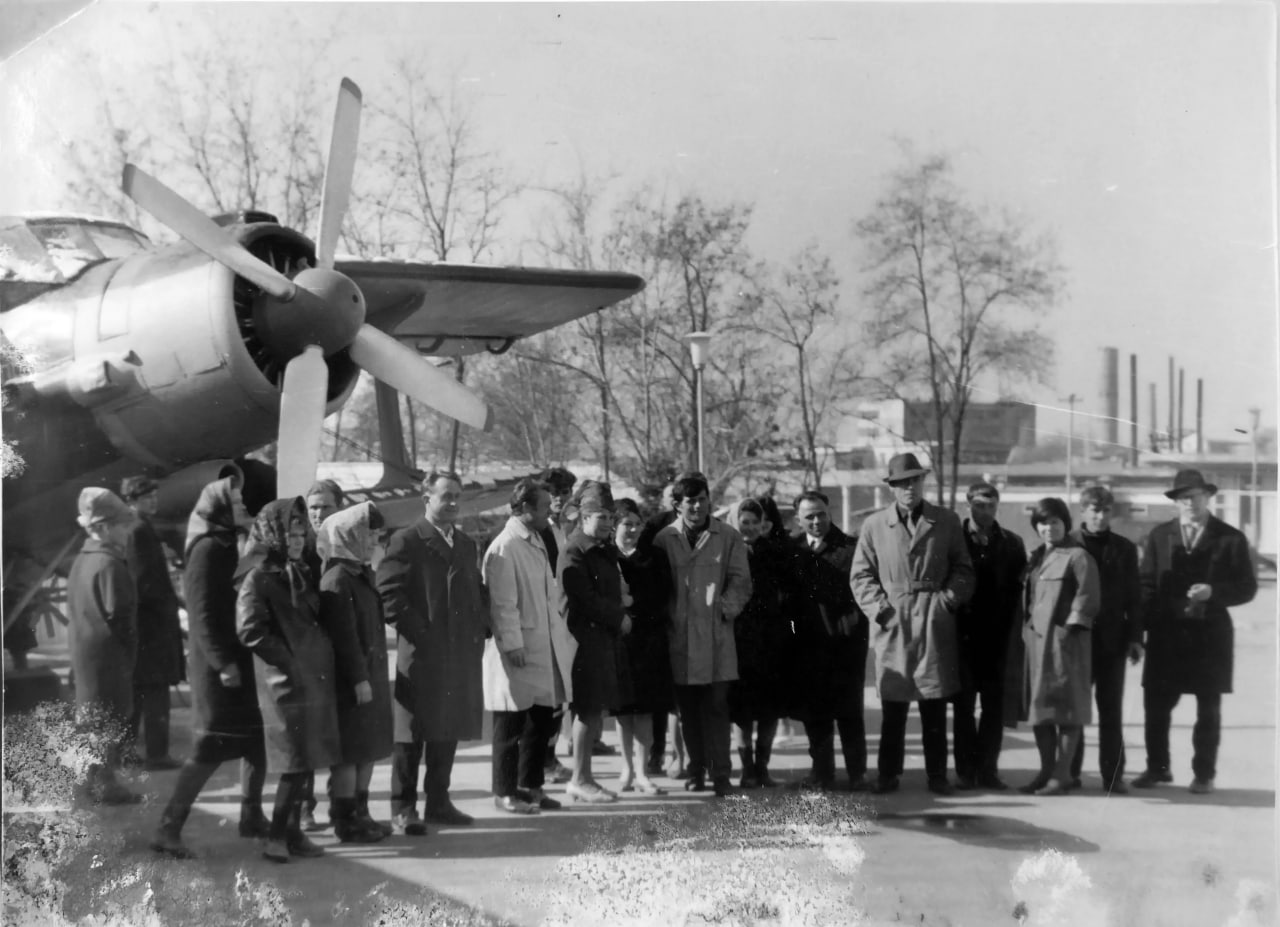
[320,561,393,765]
[559,530,632,714]
[1020,540,1099,725]
[482,516,575,711]
[850,501,975,702]
[790,526,866,718]
[67,538,137,722]
[124,515,185,686]
[616,544,674,714]
[377,519,487,742]
[236,564,341,773]
[956,520,1026,692]
[652,519,752,686]
[1140,516,1257,695]
[1071,529,1142,663]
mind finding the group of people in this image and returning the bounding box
[60,451,1256,864]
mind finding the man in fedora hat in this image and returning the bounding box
[1132,469,1256,795]
[68,487,142,804]
[851,453,974,795]
[120,475,185,771]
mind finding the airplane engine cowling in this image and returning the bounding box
[86,228,359,471]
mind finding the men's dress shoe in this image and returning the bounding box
[712,777,733,798]
[953,775,978,791]
[262,840,290,863]
[239,811,271,839]
[1131,770,1174,789]
[425,804,475,826]
[143,756,183,771]
[976,774,1009,791]
[1069,777,1083,791]
[757,769,780,788]
[566,782,617,804]
[1189,777,1215,795]
[494,795,540,814]
[149,830,195,859]
[872,776,900,795]
[391,810,429,836]
[683,774,707,792]
[288,833,325,858]
[847,774,873,793]
[517,788,561,811]
[927,778,956,797]
[1106,779,1130,795]
[1018,774,1051,795]
[544,761,572,784]
[1034,779,1068,796]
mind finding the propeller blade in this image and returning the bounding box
[315,78,363,270]
[276,345,330,499]
[122,165,297,301]
[349,325,492,432]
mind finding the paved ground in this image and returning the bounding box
[8,586,1277,925]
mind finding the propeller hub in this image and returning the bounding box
[254,267,366,359]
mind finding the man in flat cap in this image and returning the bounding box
[851,453,974,795]
[951,481,1026,791]
[120,476,185,770]
[1133,469,1256,795]
[69,487,142,804]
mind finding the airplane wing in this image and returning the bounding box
[336,260,645,356]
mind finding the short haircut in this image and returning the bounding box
[671,474,709,504]
[541,467,577,494]
[1030,497,1073,532]
[306,479,345,506]
[509,477,547,513]
[966,481,1000,503]
[422,470,462,495]
[793,489,830,511]
[1079,485,1115,509]
[615,498,642,520]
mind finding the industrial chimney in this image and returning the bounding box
[1101,347,1120,453]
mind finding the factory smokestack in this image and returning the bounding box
[1178,368,1185,453]
[1196,378,1204,455]
[1101,347,1120,453]
[1149,382,1159,451]
[1130,354,1139,467]
[1168,357,1175,441]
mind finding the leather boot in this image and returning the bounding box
[357,789,393,838]
[1019,725,1058,794]
[755,740,779,788]
[738,746,760,788]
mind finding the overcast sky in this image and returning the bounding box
[3,1,1275,447]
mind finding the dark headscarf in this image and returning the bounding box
[184,477,243,560]
[233,497,311,603]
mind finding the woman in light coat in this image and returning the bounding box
[1019,497,1100,796]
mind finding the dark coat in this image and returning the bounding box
[236,563,341,774]
[1072,529,1142,660]
[320,561,393,765]
[1140,517,1256,694]
[616,544,675,714]
[123,515,185,687]
[956,520,1026,689]
[184,534,263,760]
[726,535,794,720]
[559,531,632,714]
[67,539,137,723]
[790,526,867,718]
[377,519,487,743]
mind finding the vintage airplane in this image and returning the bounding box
[1,77,644,644]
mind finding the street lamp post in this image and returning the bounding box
[685,332,713,474]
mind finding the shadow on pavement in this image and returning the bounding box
[871,810,1101,853]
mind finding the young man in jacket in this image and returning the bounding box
[1133,470,1256,795]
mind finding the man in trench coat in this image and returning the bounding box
[377,471,487,834]
[652,473,752,797]
[851,453,975,795]
[1133,469,1256,795]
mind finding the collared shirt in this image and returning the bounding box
[965,519,994,548]
[428,517,455,547]
[1179,519,1205,550]
[897,503,924,532]
[808,534,824,551]
[683,519,708,548]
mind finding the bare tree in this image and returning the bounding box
[855,151,1062,506]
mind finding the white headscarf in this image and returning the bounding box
[317,501,379,566]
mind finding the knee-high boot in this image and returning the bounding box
[356,789,391,839]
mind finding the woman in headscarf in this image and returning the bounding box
[235,498,341,863]
[316,502,392,843]
[151,476,266,858]
[611,497,673,795]
[1019,497,1100,796]
[727,497,793,787]
[559,483,631,803]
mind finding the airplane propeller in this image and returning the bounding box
[122,78,492,501]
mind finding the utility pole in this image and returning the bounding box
[1064,393,1079,495]
[1249,407,1261,549]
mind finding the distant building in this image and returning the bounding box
[831,398,1036,471]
